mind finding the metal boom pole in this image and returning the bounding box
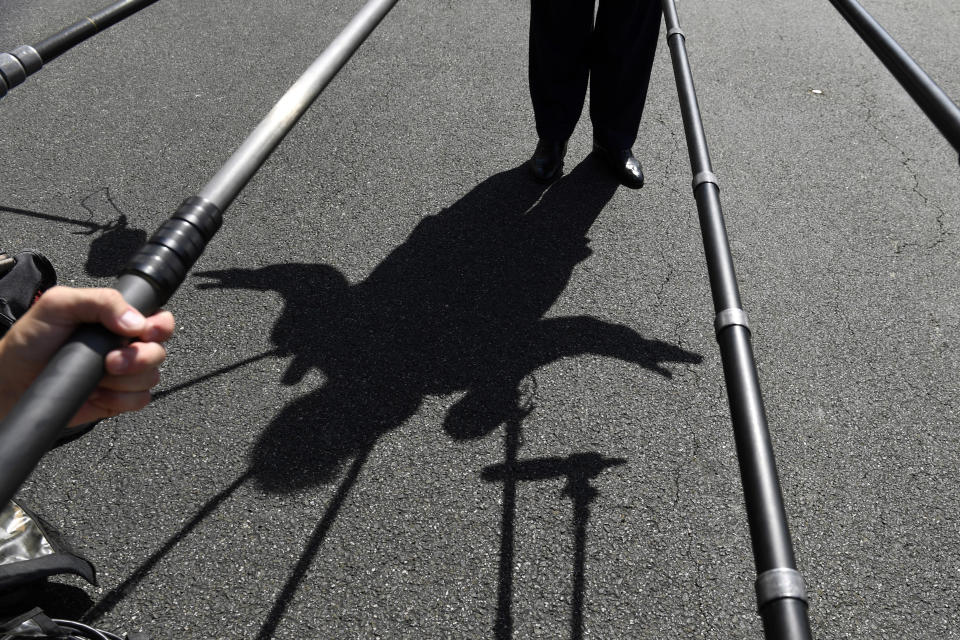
[659,1,813,638]
[0,0,401,508]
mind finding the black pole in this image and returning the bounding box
[37,0,161,62]
[828,0,960,163]
[0,0,161,99]
[0,0,401,509]
[659,1,813,638]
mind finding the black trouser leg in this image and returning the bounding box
[529,0,595,142]
[590,0,662,150]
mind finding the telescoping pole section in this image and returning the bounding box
[659,1,813,638]
[0,0,161,99]
[827,0,960,164]
[0,0,401,508]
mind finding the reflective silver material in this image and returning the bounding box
[5,616,46,636]
[714,307,750,334]
[0,501,54,566]
[755,567,808,610]
[692,169,719,192]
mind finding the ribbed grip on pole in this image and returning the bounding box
[0,46,43,99]
[0,53,26,91]
[122,196,222,304]
[0,194,222,509]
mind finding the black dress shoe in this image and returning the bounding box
[593,141,645,189]
[528,139,567,182]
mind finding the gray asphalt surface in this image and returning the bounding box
[2,0,959,638]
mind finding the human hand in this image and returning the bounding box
[0,286,175,428]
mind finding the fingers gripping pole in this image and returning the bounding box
[659,1,813,638]
[0,0,401,508]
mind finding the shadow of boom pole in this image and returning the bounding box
[84,471,253,624]
[255,447,371,640]
[152,349,282,402]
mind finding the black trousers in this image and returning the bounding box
[529,0,662,150]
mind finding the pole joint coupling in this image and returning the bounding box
[0,46,41,95]
[11,46,43,74]
[667,26,686,40]
[755,568,808,612]
[714,307,749,335]
[0,53,26,90]
[122,196,223,305]
[692,170,718,192]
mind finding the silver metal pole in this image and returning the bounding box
[199,0,401,209]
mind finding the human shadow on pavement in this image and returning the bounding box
[197,158,703,494]
[202,158,702,638]
[85,159,702,635]
[78,188,147,278]
[0,187,147,277]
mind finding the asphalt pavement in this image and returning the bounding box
[2,0,959,638]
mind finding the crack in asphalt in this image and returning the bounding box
[861,105,954,255]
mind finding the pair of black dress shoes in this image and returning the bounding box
[528,139,645,189]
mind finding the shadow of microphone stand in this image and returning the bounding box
[483,405,625,640]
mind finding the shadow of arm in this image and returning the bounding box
[534,316,703,378]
